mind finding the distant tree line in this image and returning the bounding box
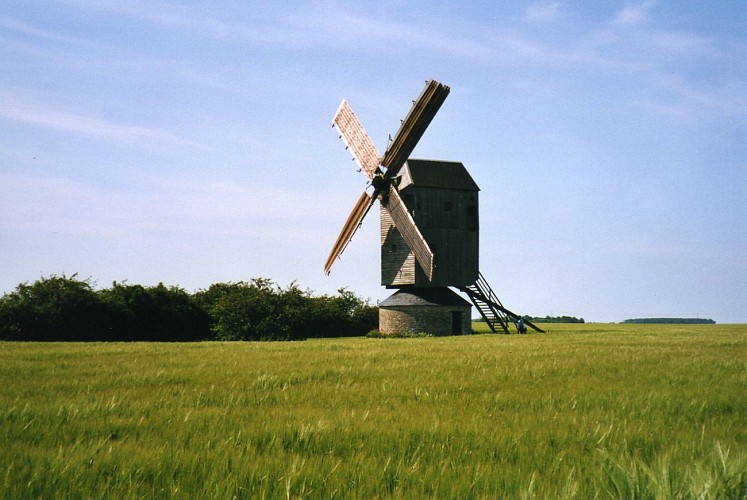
[524,315,585,324]
[473,315,584,324]
[622,318,716,325]
[0,275,377,341]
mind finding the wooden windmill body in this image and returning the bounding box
[380,159,479,289]
[325,81,543,335]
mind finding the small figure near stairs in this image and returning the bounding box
[517,317,527,334]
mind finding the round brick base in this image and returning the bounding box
[378,288,471,336]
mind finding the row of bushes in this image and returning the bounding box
[622,318,715,324]
[525,315,585,324]
[473,315,585,324]
[0,275,378,341]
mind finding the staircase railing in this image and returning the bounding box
[459,272,545,334]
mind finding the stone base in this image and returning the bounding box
[378,287,472,336]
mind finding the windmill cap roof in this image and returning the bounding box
[399,159,480,191]
[380,287,471,307]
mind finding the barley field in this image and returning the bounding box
[1,323,744,498]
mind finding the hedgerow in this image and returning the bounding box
[0,275,377,341]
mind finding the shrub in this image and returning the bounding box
[197,279,284,341]
[98,282,210,341]
[0,276,377,341]
[0,274,106,341]
[366,330,432,338]
[306,289,377,338]
[197,282,378,341]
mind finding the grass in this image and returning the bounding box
[1,323,745,498]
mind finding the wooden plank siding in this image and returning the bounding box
[381,186,479,287]
[380,205,416,285]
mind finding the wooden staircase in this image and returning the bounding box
[459,272,545,334]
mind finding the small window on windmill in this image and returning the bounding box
[467,205,477,231]
[389,243,397,253]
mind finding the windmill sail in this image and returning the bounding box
[325,80,447,280]
[324,190,376,275]
[382,187,434,281]
[332,100,381,180]
[381,80,450,176]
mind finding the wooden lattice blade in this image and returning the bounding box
[332,100,381,180]
[382,187,434,281]
[380,80,450,176]
[324,190,376,275]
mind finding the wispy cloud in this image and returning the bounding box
[611,0,656,27]
[0,172,339,242]
[524,2,561,23]
[0,15,82,44]
[61,0,299,44]
[64,0,235,32]
[296,4,744,127]
[639,74,747,122]
[2,104,172,143]
[297,8,547,67]
[0,87,205,149]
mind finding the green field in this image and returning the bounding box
[1,323,745,498]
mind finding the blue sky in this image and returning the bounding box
[1,1,745,322]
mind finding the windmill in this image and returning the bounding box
[324,80,543,335]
